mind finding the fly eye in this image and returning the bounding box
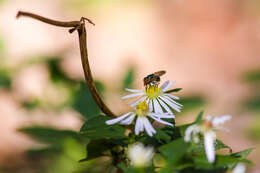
[146,74,154,79]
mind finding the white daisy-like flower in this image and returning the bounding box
[232,163,246,173]
[184,114,232,163]
[127,142,154,168]
[105,101,174,137]
[122,80,182,114]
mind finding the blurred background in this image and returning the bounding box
[0,0,259,172]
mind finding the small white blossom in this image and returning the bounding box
[232,163,246,173]
[105,101,174,137]
[122,80,182,114]
[184,115,232,163]
[128,143,154,167]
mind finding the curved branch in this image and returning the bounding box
[16,11,80,27]
[16,11,116,118]
[77,20,116,117]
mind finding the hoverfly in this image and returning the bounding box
[143,70,166,86]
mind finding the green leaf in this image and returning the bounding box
[26,146,61,158]
[192,153,213,169]
[179,96,206,112]
[242,69,260,84]
[18,126,80,144]
[80,115,110,131]
[80,115,126,139]
[194,111,204,124]
[190,139,231,154]
[118,164,155,173]
[44,57,75,84]
[134,126,178,147]
[63,138,86,161]
[158,138,190,163]
[215,140,232,152]
[158,139,190,173]
[25,56,76,84]
[231,148,254,159]
[192,148,253,170]
[180,167,227,173]
[165,88,182,93]
[72,81,104,120]
[247,120,260,140]
[153,154,166,169]
[80,124,125,139]
[117,162,128,172]
[243,96,260,112]
[80,139,119,162]
[122,67,135,89]
[215,155,238,169]
[0,67,11,89]
[154,129,172,144]
[193,154,237,170]
[22,99,41,111]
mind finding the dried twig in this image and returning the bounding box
[16,11,116,118]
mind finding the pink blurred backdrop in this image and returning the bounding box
[0,0,259,172]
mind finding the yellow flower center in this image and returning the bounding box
[135,101,148,117]
[145,85,161,99]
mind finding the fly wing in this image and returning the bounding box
[154,70,166,77]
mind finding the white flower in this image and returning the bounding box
[184,114,232,163]
[105,101,174,137]
[122,80,182,114]
[232,163,246,173]
[127,142,154,167]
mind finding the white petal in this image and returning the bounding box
[149,112,175,119]
[143,118,153,137]
[163,95,182,109]
[214,126,230,132]
[125,88,143,93]
[160,80,169,90]
[184,125,200,142]
[143,117,156,136]
[146,119,156,134]
[139,117,145,132]
[153,99,164,113]
[106,112,132,125]
[159,96,181,112]
[204,131,216,163]
[232,163,246,173]
[158,98,174,114]
[205,115,213,121]
[212,115,232,127]
[148,115,173,127]
[165,93,179,101]
[135,117,142,135]
[120,114,136,125]
[130,96,146,107]
[164,95,182,106]
[162,81,175,91]
[122,92,145,99]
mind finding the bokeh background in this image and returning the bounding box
[0,0,259,172]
